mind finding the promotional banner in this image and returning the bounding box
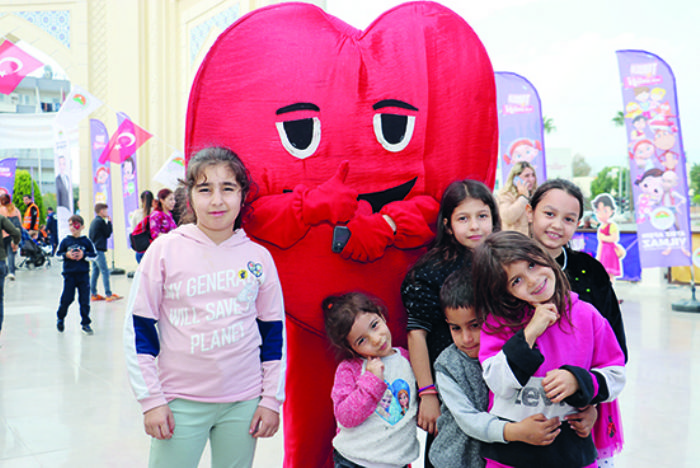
[0,40,44,95]
[0,157,17,197]
[616,50,691,268]
[152,150,185,190]
[495,71,547,186]
[116,112,141,244]
[53,124,76,241]
[90,118,114,249]
[55,85,103,128]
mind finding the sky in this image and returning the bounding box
[326,0,700,173]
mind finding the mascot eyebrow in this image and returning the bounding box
[276,102,320,115]
[373,99,418,111]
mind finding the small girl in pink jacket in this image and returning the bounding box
[324,292,419,468]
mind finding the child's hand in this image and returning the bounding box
[417,394,440,435]
[249,406,280,438]
[523,303,558,348]
[73,249,84,260]
[565,405,598,438]
[505,413,560,445]
[144,404,175,440]
[542,369,579,403]
[365,356,384,379]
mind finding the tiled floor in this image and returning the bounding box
[0,261,698,467]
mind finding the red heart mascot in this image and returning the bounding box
[185,2,497,466]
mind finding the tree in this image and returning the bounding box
[612,111,625,127]
[13,170,45,223]
[543,116,556,134]
[591,166,633,212]
[690,163,700,205]
[572,153,591,177]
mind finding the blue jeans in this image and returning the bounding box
[90,250,111,296]
[4,237,15,275]
[0,260,6,332]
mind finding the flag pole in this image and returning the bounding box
[672,260,700,312]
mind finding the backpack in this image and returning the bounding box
[129,218,152,253]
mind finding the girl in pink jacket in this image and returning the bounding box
[324,292,419,468]
[124,147,285,468]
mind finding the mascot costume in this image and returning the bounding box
[185,2,497,466]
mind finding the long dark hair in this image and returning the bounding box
[473,231,572,333]
[154,188,172,212]
[323,292,387,361]
[408,179,501,275]
[140,190,154,218]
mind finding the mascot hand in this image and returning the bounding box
[301,161,358,226]
[381,196,438,249]
[341,207,395,263]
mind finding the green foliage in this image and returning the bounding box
[690,163,700,205]
[43,192,56,211]
[13,170,45,223]
[543,116,556,134]
[612,111,625,127]
[591,166,633,212]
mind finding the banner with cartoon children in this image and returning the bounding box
[495,72,547,187]
[90,119,114,249]
[616,50,691,268]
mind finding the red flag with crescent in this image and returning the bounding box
[98,118,153,164]
[0,40,44,95]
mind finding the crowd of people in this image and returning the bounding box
[113,147,627,468]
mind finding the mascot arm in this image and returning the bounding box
[340,196,438,263]
[340,201,394,263]
[381,195,439,249]
[246,162,359,249]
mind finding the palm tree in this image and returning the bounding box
[543,116,556,134]
[612,111,625,127]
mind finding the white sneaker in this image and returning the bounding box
[7,273,15,281]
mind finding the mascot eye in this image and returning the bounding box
[373,113,415,152]
[276,117,321,159]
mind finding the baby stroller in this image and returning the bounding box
[18,229,51,269]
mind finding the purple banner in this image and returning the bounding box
[116,112,140,246]
[616,50,691,268]
[90,119,114,249]
[495,71,547,185]
[0,157,17,197]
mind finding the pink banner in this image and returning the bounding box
[495,72,546,185]
[616,50,691,268]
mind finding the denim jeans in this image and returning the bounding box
[90,250,111,297]
[0,260,6,332]
[3,237,15,275]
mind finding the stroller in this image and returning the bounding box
[18,229,52,269]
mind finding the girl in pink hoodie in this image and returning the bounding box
[124,147,286,468]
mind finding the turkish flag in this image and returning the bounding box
[0,40,44,95]
[98,118,153,164]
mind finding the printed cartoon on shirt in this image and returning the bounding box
[375,379,410,425]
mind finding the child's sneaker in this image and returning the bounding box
[81,325,94,335]
[91,294,106,302]
[105,294,123,302]
[57,319,65,332]
[7,273,15,281]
